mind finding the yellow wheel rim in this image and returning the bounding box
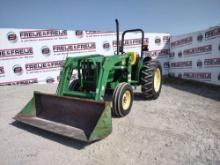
[122,90,131,110]
[154,68,161,92]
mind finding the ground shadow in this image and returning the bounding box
[133,92,152,101]
[163,77,220,101]
[104,90,150,102]
[11,121,95,150]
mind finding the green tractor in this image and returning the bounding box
[15,19,162,142]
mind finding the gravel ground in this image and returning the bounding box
[0,82,220,165]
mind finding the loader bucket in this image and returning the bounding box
[14,92,112,142]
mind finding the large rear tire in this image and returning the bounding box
[112,82,133,117]
[141,60,162,99]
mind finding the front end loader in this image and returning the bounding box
[14,19,162,142]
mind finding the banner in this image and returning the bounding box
[0,28,170,85]
[169,26,220,85]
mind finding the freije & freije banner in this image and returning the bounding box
[0,28,170,85]
[169,25,220,85]
[0,25,219,86]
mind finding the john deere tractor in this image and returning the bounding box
[15,19,162,142]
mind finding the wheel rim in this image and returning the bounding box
[122,90,131,110]
[154,68,161,92]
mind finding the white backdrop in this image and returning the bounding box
[0,28,170,85]
[1,25,219,86]
[169,25,220,85]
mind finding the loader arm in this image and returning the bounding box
[56,54,132,101]
[95,54,132,100]
[56,58,78,96]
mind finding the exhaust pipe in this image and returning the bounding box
[115,19,119,55]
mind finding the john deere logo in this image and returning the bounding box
[197,34,203,42]
[46,77,55,84]
[13,65,23,76]
[197,60,203,68]
[103,41,110,50]
[75,30,83,38]
[178,51,182,58]
[41,46,50,56]
[155,37,161,44]
[7,32,17,43]
[178,73,182,79]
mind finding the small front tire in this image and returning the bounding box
[112,82,134,117]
